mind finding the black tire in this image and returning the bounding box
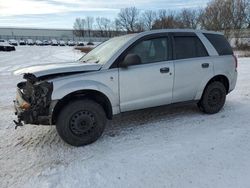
[56,100,107,146]
[198,81,226,114]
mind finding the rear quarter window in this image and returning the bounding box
[204,33,233,55]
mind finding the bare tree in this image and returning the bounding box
[156,9,167,29]
[141,10,157,30]
[200,0,249,41]
[153,10,181,29]
[114,19,123,35]
[86,16,94,38]
[73,18,85,37]
[231,0,249,29]
[96,17,112,37]
[135,21,145,32]
[116,7,140,33]
[199,0,233,38]
[230,0,250,46]
[72,2,250,40]
[247,3,250,28]
[177,9,199,29]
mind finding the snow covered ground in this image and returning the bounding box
[0,46,250,188]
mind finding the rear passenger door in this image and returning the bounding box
[171,32,214,103]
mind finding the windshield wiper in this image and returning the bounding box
[81,59,99,64]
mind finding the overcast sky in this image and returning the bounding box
[0,0,209,29]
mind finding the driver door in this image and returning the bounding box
[119,36,174,112]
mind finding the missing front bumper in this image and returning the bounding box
[13,73,53,127]
[13,98,52,127]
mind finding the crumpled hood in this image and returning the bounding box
[14,61,102,77]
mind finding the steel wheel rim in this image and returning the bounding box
[69,110,97,136]
[208,88,223,107]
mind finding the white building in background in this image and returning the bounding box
[0,27,74,40]
[0,27,109,42]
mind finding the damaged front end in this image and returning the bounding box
[14,73,53,128]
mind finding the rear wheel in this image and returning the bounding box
[198,81,226,114]
[56,100,107,146]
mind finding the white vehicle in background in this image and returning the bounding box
[0,39,6,42]
[8,39,18,46]
[67,40,75,46]
[43,40,50,45]
[51,39,58,46]
[27,39,34,45]
[59,40,66,46]
[87,41,95,46]
[0,40,15,51]
[77,41,85,46]
[19,39,26,45]
[35,40,43,46]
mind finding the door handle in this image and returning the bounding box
[202,63,209,68]
[160,67,170,73]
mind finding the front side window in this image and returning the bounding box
[174,36,208,60]
[126,37,169,64]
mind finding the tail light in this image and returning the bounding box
[233,54,238,70]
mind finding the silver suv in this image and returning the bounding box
[14,29,237,146]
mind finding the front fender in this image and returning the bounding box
[51,80,119,111]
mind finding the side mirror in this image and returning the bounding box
[120,54,141,68]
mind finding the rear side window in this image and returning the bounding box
[174,36,208,60]
[204,33,233,55]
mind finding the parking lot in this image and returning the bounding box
[1,46,250,188]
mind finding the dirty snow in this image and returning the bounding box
[0,46,250,188]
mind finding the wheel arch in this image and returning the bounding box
[206,75,229,93]
[204,75,230,97]
[52,89,113,124]
[195,74,230,100]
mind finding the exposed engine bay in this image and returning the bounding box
[14,73,53,128]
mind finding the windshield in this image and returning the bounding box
[80,34,136,65]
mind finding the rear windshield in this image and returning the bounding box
[204,33,233,55]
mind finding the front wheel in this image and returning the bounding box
[198,81,227,114]
[56,100,107,146]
